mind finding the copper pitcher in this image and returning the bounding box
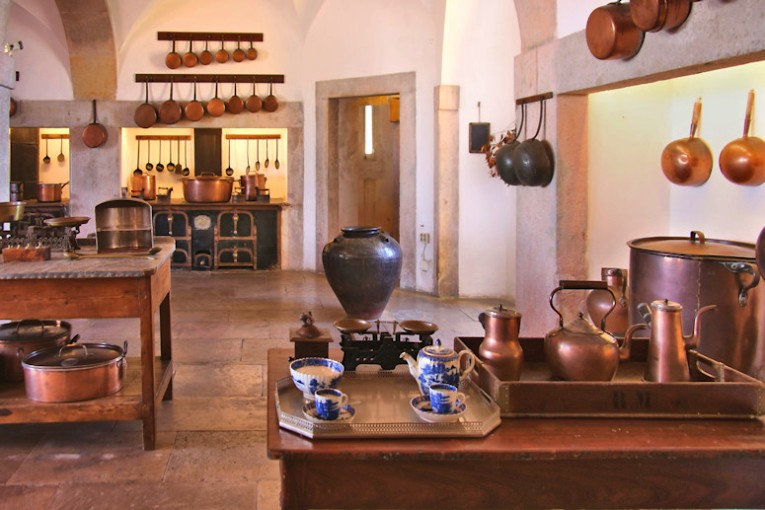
[586,267,629,336]
[624,299,716,382]
[478,305,523,381]
[545,280,631,381]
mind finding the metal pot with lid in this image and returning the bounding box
[0,320,73,381]
[628,230,765,380]
[22,341,127,402]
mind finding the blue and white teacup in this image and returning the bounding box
[428,383,465,414]
[314,388,349,420]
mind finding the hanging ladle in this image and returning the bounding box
[145,140,154,172]
[275,139,280,169]
[182,139,191,176]
[166,139,176,173]
[264,139,270,168]
[43,138,50,164]
[246,139,251,174]
[57,137,65,163]
[256,139,261,171]
[225,138,234,176]
[156,140,164,173]
[134,139,142,176]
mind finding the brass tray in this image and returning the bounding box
[275,368,501,439]
[456,337,765,419]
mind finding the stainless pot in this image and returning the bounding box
[22,341,127,402]
[95,198,153,253]
[38,182,68,202]
[0,320,72,381]
[182,174,234,203]
[628,231,765,380]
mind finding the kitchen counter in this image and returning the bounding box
[267,348,765,509]
[0,237,175,450]
[148,198,288,209]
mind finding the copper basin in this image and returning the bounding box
[182,175,234,203]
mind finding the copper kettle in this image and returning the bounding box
[544,280,631,381]
[624,299,716,382]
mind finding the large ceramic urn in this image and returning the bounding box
[322,226,402,319]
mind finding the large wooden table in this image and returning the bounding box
[267,348,765,509]
[0,237,175,450]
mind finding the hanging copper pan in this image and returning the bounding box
[158,80,182,125]
[263,83,279,112]
[165,39,181,69]
[630,0,692,32]
[232,37,246,62]
[215,37,229,63]
[207,81,226,117]
[134,80,157,128]
[183,39,198,68]
[586,1,644,60]
[719,90,765,186]
[246,40,258,60]
[660,98,712,186]
[184,80,205,122]
[246,79,262,113]
[199,39,213,65]
[82,99,108,148]
[227,81,244,114]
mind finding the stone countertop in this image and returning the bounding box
[0,237,175,280]
[148,198,289,209]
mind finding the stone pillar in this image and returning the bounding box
[434,85,459,297]
[0,0,14,202]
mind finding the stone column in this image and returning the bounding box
[434,85,460,297]
[0,0,14,202]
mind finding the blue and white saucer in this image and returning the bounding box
[302,402,356,423]
[410,395,466,423]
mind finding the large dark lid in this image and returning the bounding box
[0,320,70,343]
[628,231,755,261]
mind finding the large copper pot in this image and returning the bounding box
[628,231,765,381]
[38,182,68,202]
[182,174,234,203]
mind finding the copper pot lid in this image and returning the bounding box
[22,342,125,370]
[628,231,755,261]
[483,304,521,320]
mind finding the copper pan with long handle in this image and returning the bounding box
[158,80,182,125]
[660,98,712,186]
[719,90,765,186]
[184,80,205,121]
[134,80,157,128]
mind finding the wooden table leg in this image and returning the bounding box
[140,293,157,451]
[159,293,173,401]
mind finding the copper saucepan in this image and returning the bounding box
[719,90,765,186]
[158,80,182,125]
[183,39,198,68]
[184,80,205,122]
[630,0,692,32]
[82,99,108,148]
[660,98,712,186]
[134,80,158,128]
[207,81,226,118]
[586,1,645,60]
[165,39,181,69]
[227,81,244,114]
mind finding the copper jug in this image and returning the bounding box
[586,267,629,336]
[624,299,716,382]
[545,280,631,381]
[478,305,523,381]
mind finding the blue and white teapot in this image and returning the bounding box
[400,340,476,396]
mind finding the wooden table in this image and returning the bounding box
[267,348,765,509]
[0,237,175,450]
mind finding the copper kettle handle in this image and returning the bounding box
[549,280,615,330]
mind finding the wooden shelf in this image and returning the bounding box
[135,74,284,84]
[41,134,69,140]
[135,135,192,142]
[158,32,263,43]
[225,134,281,140]
[0,358,173,424]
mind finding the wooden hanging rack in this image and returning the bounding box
[41,134,69,140]
[515,92,553,106]
[225,134,281,140]
[158,32,263,43]
[135,74,284,84]
[135,135,192,141]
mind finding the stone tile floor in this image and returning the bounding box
[0,270,502,509]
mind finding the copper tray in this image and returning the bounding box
[456,337,765,419]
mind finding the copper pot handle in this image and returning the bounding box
[690,230,706,244]
[550,280,615,330]
[720,261,760,307]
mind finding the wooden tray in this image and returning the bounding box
[456,337,765,419]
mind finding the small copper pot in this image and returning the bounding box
[586,2,645,60]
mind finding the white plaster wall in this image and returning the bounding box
[301,0,442,286]
[556,0,604,39]
[587,61,765,277]
[441,0,520,298]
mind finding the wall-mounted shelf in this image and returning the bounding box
[516,92,553,106]
[136,135,192,141]
[41,134,69,140]
[225,134,281,140]
[158,32,263,43]
[135,74,284,84]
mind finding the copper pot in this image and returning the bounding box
[131,173,156,200]
[22,341,127,402]
[182,174,234,203]
[38,182,68,202]
[628,231,765,380]
[586,2,645,60]
[0,320,73,381]
[630,0,692,32]
[478,305,523,381]
[241,173,267,200]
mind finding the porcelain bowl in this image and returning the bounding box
[289,357,344,399]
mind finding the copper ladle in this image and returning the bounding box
[660,98,712,186]
[719,90,765,186]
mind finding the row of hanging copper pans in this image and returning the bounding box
[166,38,257,69]
[134,81,278,127]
